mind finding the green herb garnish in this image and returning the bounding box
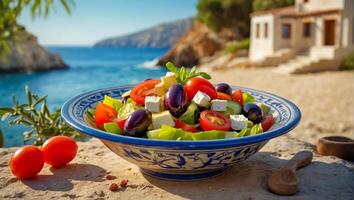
[165,62,211,85]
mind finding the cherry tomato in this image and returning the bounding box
[185,77,217,101]
[231,89,243,106]
[95,102,117,127]
[261,114,274,132]
[116,119,127,131]
[10,145,44,179]
[175,120,199,133]
[217,92,232,100]
[130,79,161,105]
[41,136,78,168]
[199,110,231,131]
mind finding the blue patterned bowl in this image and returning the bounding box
[61,85,301,181]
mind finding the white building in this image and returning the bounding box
[249,0,354,73]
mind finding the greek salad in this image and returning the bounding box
[88,62,275,140]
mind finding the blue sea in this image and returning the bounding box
[0,46,168,147]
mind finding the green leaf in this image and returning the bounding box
[165,62,179,73]
[1,112,12,121]
[198,72,211,79]
[25,85,32,106]
[180,67,186,82]
[60,0,72,14]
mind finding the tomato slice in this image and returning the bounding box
[175,120,199,133]
[217,92,232,100]
[261,114,274,132]
[199,110,231,131]
[95,102,117,127]
[185,77,217,101]
[130,79,161,105]
[231,89,243,106]
[116,118,127,131]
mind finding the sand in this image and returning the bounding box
[205,67,354,145]
[0,68,353,199]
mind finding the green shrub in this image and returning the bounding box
[0,85,85,145]
[225,38,250,54]
[253,0,294,12]
[340,52,354,70]
[196,0,252,36]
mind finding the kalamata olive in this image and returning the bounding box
[124,109,152,138]
[165,84,188,117]
[243,103,263,124]
[215,83,232,95]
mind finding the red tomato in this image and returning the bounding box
[199,110,231,131]
[175,120,199,133]
[95,102,117,127]
[231,89,243,105]
[217,92,232,101]
[41,136,78,168]
[130,79,161,105]
[261,114,274,132]
[10,145,44,179]
[185,77,217,101]
[116,119,127,131]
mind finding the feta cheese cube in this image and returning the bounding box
[161,72,177,90]
[211,99,227,111]
[154,82,166,96]
[192,91,210,107]
[152,111,175,129]
[145,96,163,113]
[230,115,248,131]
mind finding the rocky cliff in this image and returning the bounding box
[94,18,193,48]
[157,22,226,67]
[0,30,68,73]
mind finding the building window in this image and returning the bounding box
[303,22,311,37]
[256,23,260,38]
[282,24,291,39]
[264,23,268,38]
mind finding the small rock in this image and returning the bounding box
[105,174,116,180]
[120,179,129,188]
[109,183,119,192]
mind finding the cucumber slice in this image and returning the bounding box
[147,129,160,139]
[222,101,242,116]
[257,103,270,116]
[103,122,122,134]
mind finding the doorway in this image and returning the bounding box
[324,19,336,45]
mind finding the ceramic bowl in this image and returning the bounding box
[61,85,301,181]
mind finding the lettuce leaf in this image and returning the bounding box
[103,95,123,111]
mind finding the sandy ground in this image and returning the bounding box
[0,137,353,200]
[0,68,353,199]
[206,67,354,145]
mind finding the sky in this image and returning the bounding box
[18,0,197,46]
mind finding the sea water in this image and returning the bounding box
[0,46,168,147]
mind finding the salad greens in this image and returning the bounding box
[166,62,211,85]
[147,124,263,141]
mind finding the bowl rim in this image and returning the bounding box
[61,85,301,149]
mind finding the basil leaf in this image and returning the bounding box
[199,72,211,79]
[166,62,179,73]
